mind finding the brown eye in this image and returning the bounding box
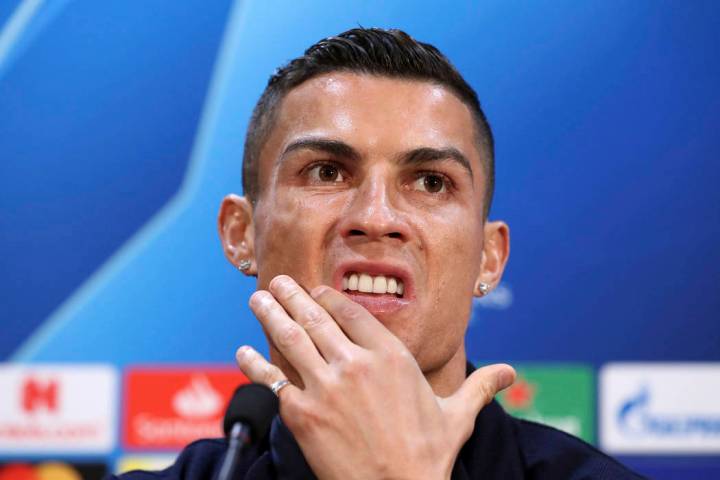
[309,163,344,183]
[319,165,339,181]
[424,175,444,193]
[412,173,447,193]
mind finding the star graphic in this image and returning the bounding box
[503,377,536,410]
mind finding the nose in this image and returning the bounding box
[339,170,410,243]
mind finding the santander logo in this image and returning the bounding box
[124,367,247,448]
[171,375,223,419]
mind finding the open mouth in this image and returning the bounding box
[342,272,404,297]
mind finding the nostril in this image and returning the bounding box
[388,232,402,239]
[349,229,365,236]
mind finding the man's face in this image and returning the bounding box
[247,73,496,373]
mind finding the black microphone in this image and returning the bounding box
[218,383,279,480]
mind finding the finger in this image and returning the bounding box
[269,275,354,362]
[446,363,515,420]
[249,290,327,379]
[235,346,299,400]
[310,285,396,349]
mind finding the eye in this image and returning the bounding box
[308,163,345,183]
[412,173,448,194]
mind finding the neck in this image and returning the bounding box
[422,341,468,397]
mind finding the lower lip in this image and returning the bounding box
[342,291,410,316]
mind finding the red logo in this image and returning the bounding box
[0,365,117,453]
[124,367,247,449]
[502,377,536,410]
[21,378,59,414]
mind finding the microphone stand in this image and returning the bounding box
[218,422,251,480]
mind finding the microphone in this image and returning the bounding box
[218,383,279,480]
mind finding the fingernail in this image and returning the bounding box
[249,290,271,307]
[498,367,515,390]
[270,275,293,290]
[236,346,250,362]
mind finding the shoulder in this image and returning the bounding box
[512,418,646,479]
[106,437,275,480]
[106,438,229,480]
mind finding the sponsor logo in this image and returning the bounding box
[496,364,594,443]
[503,377,536,410]
[116,455,177,475]
[124,367,247,449]
[618,386,720,436]
[600,363,720,453]
[0,364,117,453]
[22,377,59,414]
[172,375,223,419]
[0,461,107,480]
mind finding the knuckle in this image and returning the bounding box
[280,286,302,302]
[338,350,371,379]
[280,400,301,428]
[301,307,326,330]
[332,348,355,368]
[394,347,414,363]
[383,345,413,367]
[277,323,303,348]
[339,303,364,323]
[284,400,320,434]
[478,380,496,403]
[262,363,280,384]
[318,375,343,403]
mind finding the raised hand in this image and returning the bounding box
[236,275,515,480]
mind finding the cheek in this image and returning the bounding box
[425,211,484,287]
[442,228,483,313]
[254,194,335,287]
[416,218,482,355]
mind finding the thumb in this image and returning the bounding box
[446,363,516,421]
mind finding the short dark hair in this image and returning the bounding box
[242,27,495,216]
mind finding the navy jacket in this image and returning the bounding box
[111,365,644,479]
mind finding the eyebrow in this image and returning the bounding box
[281,138,361,162]
[397,146,474,180]
[281,137,473,180]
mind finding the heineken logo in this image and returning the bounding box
[493,364,595,443]
[503,378,536,410]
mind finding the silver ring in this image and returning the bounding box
[270,379,290,396]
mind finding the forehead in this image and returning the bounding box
[261,72,483,171]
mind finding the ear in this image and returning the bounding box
[473,221,510,296]
[218,194,257,276]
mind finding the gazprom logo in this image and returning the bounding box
[617,386,720,437]
[600,363,720,454]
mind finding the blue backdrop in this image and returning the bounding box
[1,1,719,478]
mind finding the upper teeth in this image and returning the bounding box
[342,273,404,296]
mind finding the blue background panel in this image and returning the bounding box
[0,0,233,360]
